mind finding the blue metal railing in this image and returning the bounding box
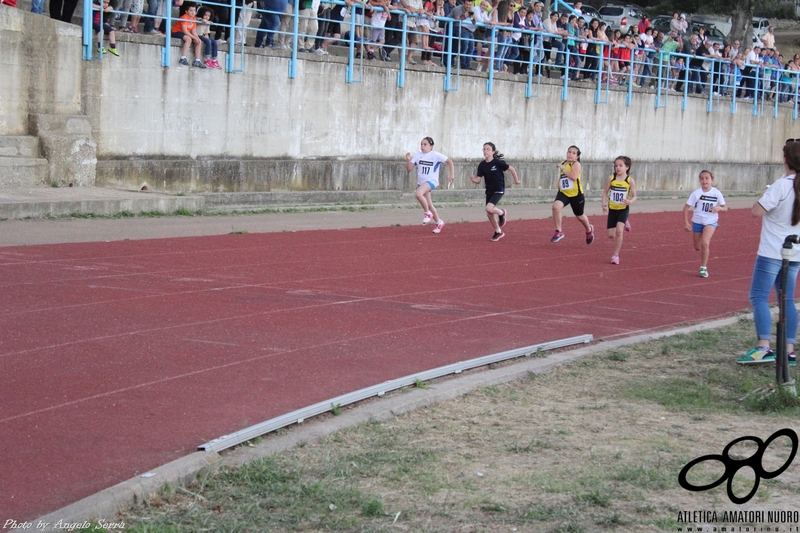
[83,1,800,120]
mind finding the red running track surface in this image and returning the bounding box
[0,209,760,521]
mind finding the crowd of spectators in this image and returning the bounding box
[4,0,800,99]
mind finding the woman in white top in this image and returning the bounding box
[739,140,800,364]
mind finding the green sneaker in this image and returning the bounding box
[108,47,119,56]
[736,346,775,364]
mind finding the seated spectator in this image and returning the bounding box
[611,33,634,85]
[171,2,207,67]
[196,6,221,68]
[94,0,120,56]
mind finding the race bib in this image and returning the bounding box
[700,201,714,213]
[560,177,573,191]
[610,189,626,204]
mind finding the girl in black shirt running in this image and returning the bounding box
[469,142,520,241]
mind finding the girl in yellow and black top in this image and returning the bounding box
[551,145,594,244]
[602,156,637,265]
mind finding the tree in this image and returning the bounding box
[728,0,755,47]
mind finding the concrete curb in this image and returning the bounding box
[35,311,754,530]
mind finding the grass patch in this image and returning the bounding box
[118,316,800,532]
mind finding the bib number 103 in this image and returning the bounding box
[611,191,626,204]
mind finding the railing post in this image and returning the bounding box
[397,12,408,87]
[83,0,94,60]
[289,0,300,78]
[486,25,495,95]
[443,20,454,91]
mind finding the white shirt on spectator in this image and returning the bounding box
[757,174,800,260]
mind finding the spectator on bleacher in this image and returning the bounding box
[50,0,79,23]
[235,0,257,46]
[542,10,558,69]
[196,6,221,67]
[581,17,600,81]
[684,33,703,93]
[296,0,321,52]
[611,32,633,85]
[31,0,43,14]
[780,55,799,103]
[93,0,120,55]
[118,0,143,32]
[669,12,682,37]
[739,45,762,99]
[274,0,295,50]
[492,0,514,72]
[553,12,569,67]
[635,26,654,87]
[455,0,476,69]
[442,0,455,17]
[254,0,288,48]
[142,0,160,33]
[171,1,206,66]
[523,3,543,75]
[381,0,404,60]
[695,25,707,45]
[418,0,438,65]
[210,3,231,42]
[471,0,492,71]
[366,0,390,60]
[509,6,528,74]
[401,0,423,64]
[636,13,649,36]
[762,26,775,51]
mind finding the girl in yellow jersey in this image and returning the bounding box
[551,145,594,244]
[601,156,637,264]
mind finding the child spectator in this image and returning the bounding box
[683,170,726,278]
[470,142,520,242]
[93,0,120,56]
[171,2,207,68]
[601,156,637,265]
[405,136,455,234]
[367,0,390,61]
[196,7,221,69]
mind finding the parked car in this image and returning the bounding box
[598,4,645,34]
[554,2,601,24]
[752,17,770,38]
[649,14,672,35]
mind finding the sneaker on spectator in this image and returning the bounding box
[218,39,226,44]
[147,29,159,35]
[491,231,505,241]
[550,231,564,243]
[432,220,445,234]
[212,60,222,69]
[736,346,775,364]
[193,59,207,68]
[611,255,620,265]
[379,47,389,61]
[97,46,106,55]
[204,58,214,68]
[108,47,119,56]
[422,211,433,225]
[498,209,507,228]
[586,224,594,245]
[179,56,190,66]
[298,48,307,53]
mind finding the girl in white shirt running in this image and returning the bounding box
[405,136,455,234]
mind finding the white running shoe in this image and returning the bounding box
[422,212,433,225]
[432,220,445,234]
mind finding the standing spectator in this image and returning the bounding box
[739,45,762,99]
[296,0,321,52]
[738,140,800,365]
[275,0,296,50]
[196,6,221,68]
[366,0,390,60]
[401,0,423,64]
[50,0,80,23]
[118,0,143,33]
[171,2,207,67]
[684,34,703,93]
[669,12,682,37]
[457,0,476,70]
[762,26,775,51]
[254,0,289,48]
[235,0,257,46]
[143,0,161,33]
[542,10,558,71]
[636,13,649,36]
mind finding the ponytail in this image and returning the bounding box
[484,142,504,160]
[785,141,800,225]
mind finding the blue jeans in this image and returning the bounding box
[254,0,286,47]
[494,34,511,71]
[31,0,44,14]
[749,255,800,345]
[460,27,475,69]
[143,0,160,32]
[200,36,218,59]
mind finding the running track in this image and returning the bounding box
[1,209,761,522]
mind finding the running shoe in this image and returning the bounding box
[611,255,620,265]
[422,212,433,225]
[736,346,775,364]
[432,220,445,234]
[179,57,190,66]
[498,209,507,228]
[699,267,708,278]
[107,47,120,56]
[550,231,564,243]
[193,59,208,69]
[624,220,632,232]
[491,231,505,242]
[790,352,796,367]
[586,224,594,245]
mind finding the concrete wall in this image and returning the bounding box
[2,6,794,193]
[0,7,83,135]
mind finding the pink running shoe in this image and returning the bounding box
[624,220,632,232]
[432,220,445,234]
[204,59,215,68]
[212,59,223,69]
[611,255,620,265]
[422,212,433,225]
